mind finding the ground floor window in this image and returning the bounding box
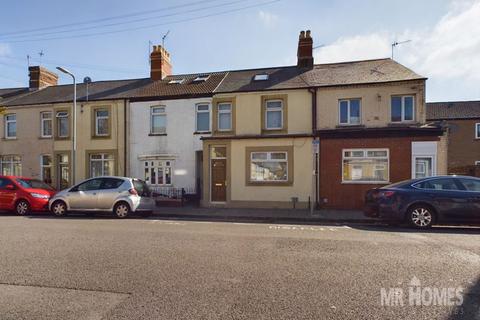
[90,153,114,177]
[144,160,172,185]
[250,151,288,182]
[342,149,389,183]
[40,155,53,185]
[1,155,21,176]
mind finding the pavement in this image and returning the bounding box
[0,214,479,319]
[152,206,376,224]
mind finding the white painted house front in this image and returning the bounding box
[128,98,212,193]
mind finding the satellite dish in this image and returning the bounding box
[83,76,92,84]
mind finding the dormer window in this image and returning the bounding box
[168,79,184,84]
[254,74,269,81]
[193,75,209,82]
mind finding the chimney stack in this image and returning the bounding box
[297,30,314,68]
[28,66,58,90]
[150,45,172,80]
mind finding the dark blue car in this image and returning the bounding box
[364,176,480,228]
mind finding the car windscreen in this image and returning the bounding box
[16,178,54,190]
[133,179,151,197]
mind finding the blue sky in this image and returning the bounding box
[0,0,479,102]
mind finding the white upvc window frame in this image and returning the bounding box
[250,151,288,182]
[338,98,361,125]
[150,106,167,134]
[265,99,283,130]
[95,108,109,136]
[56,111,69,138]
[195,103,210,133]
[89,153,114,177]
[475,123,480,139]
[40,112,53,138]
[0,155,22,176]
[40,154,53,184]
[475,161,480,165]
[144,160,173,186]
[4,114,16,139]
[391,95,415,123]
[217,102,232,131]
[342,148,390,184]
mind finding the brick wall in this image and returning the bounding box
[319,135,439,210]
[445,119,480,172]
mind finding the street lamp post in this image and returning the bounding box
[56,67,77,185]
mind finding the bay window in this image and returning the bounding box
[144,160,172,185]
[342,149,389,183]
[391,96,414,122]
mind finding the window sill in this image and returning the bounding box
[148,133,167,136]
[193,131,211,135]
[3,137,17,140]
[341,181,390,185]
[336,124,365,128]
[92,135,111,140]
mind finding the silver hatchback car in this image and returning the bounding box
[49,176,154,218]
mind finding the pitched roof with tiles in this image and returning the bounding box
[215,58,425,93]
[2,72,227,107]
[1,58,424,106]
[426,101,480,120]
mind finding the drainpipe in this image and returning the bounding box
[124,99,128,177]
[308,87,319,209]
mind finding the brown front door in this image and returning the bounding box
[211,159,226,202]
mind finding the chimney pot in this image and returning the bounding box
[28,66,58,90]
[297,30,314,69]
[150,44,172,80]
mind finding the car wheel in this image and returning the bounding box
[15,200,30,216]
[114,202,130,219]
[51,201,67,217]
[408,205,435,229]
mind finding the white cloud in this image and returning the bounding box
[314,0,480,85]
[258,10,279,28]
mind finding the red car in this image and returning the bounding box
[0,176,56,215]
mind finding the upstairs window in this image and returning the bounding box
[391,96,414,122]
[4,114,16,139]
[265,100,283,130]
[475,123,480,139]
[339,99,361,125]
[195,104,210,132]
[217,103,232,131]
[40,112,52,138]
[150,106,167,134]
[95,108,109,136]
[56,111,69,138]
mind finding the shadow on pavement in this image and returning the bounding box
[449,275,480,320]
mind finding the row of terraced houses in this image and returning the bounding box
[1,30,461,210]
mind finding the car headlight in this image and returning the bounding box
[30,193,49,199]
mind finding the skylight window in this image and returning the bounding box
[193,75,210,82]
[168,79,184,84]
[253,74,269,81]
